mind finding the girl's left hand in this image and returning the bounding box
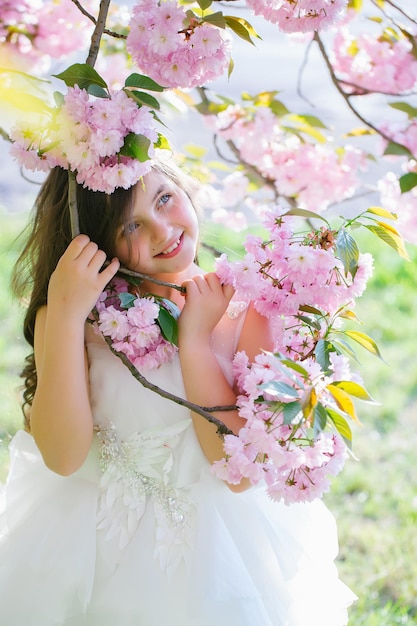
[178,272,234,344]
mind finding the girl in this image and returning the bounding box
[0,160,355,625]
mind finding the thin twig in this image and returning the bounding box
[296,38,316,108]
[71,0,126,39]
[313,33,407,148]
[115,265,186,294]
[89,311,236,437]
[370,0,417,26]
[68,170,80,237]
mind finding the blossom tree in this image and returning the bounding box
[0,0,415,503]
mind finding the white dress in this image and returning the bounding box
[0,306,356,625]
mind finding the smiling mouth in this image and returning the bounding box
[156,233,184,258]
[162,238,181,254]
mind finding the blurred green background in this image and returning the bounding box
[1,205,417,624]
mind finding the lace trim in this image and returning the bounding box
[94,420,195,573]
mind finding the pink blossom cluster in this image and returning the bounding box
[10,85,158,193]
[331,28,417,94]
[245,0,348,33]
[96,278,178,371]
[126,0,232,89]
[0,0,93,73]
[207,105,365,212]
[212,351,348,503]
[215,207,373,361]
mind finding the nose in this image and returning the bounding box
[149,214,171,245]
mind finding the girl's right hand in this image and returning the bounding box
[47,234,120,321]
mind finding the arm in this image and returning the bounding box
[30,235,119,476]
[178,273,273,491]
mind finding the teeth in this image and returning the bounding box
[162,238,181,254]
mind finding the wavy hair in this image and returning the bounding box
[12,159,201,429]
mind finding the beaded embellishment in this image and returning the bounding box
[95,419,195,572]
[226,299,249,320]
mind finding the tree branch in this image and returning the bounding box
[88,311,236,437]
[313,32,407,148]
[86,0,112,66]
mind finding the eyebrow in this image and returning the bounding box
[152,184,166,203]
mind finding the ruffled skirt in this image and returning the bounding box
[0,431,356,626]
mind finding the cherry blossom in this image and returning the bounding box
[126,0,232,89]
[9,85,158,193]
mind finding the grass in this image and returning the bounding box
[0,210,417,623]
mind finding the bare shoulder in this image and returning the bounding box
[236,303,274,362]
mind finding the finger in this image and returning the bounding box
[204,272,222,293]
[99,258,120,287]
[181,278,198,296]
[87,248,107,273]
[68,234,91,259]
[223,283,235,302]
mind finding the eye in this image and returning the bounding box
[124,222,140,235]
[157,193,171,209]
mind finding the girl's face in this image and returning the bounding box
[115,169,200,281]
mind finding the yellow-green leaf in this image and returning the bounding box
[332,380,378,404]
[326,408,353,446]
[224,15,260,45]
[366,206,398,220]
[283,208,329,223]
[326,384,360,423]
[302,387,317,420]
[338,309,362,323]
[365,224,409,260]
[343,330,384,359]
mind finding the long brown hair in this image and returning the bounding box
[12,159,201,428]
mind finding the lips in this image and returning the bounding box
[156,233,184,258]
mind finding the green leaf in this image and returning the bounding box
[332,380,378,404]
[294,314,322,331]
[313,402,328,435]
[399,172,417,193]
[299,304,323,316]
[159,298,181,320]
[126,90,160,110]
[274,356,309,380]
[158,307,178,346]
[87,84,109,98]
[155,133,171,151]
[119,133,151,161]
[283,208,330,224]
[224,15,257,45]
[326,408,352,447]
[336,229,360,278]
[383,141,413,158]
[282,401,302,424]
[389,101,417,118]
[125,73,165,92]
[296,114,327,129]
[119,292,137,308]
[202,11,226,28]
[258,380,299,398]
[330,338,358,362]
[269,99,290,117]
[365,223,409,260]
[314,339,333,373]
[342,330,384,360]
[53,63,108,91]
[196,0,212,11]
